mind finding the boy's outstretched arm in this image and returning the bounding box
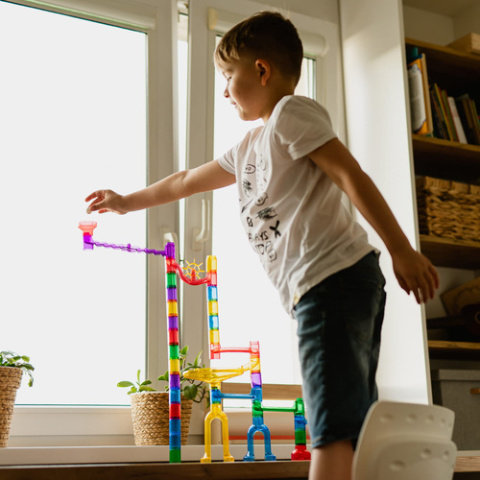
[309,138,439,304]
[85,160,236,215]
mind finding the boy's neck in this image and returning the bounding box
[261,87,295,123]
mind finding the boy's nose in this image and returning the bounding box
[223,86,229,98]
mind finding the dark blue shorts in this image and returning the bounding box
[293,251,386,448]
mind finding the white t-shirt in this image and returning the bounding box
[217,95,374,313]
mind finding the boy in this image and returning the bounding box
[85,12,439,480]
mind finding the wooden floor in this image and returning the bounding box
[2,455,480,479]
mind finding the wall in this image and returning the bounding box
[252,0,338,24]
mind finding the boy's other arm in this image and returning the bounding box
[85,160,236,215]
[309,138,439,304]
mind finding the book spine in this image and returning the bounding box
[448,97,468,143]
[407,58,428,135]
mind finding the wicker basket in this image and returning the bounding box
[416,176,480,242]
[0,367,23,447]
[130,392,193,446]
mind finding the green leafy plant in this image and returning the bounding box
[117,346,208,405]
[0,351,34,387]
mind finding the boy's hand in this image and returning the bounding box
[391,248,439,304]
[85,190,127,215]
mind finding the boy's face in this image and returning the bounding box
[216,57,268,122]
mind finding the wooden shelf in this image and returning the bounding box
[406,37,480,96]
[420,235,480,269]
[456,453,480,473]
[412,135,480,182]
[0,455,478,477]
[0,461,311,480]
[428,340,480,359]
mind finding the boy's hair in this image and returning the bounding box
[215,11,303,85]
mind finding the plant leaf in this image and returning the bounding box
[139,385,156,393]
[117,381,135,388]
[183,384,197,400]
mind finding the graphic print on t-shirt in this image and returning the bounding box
[241,157,280,266]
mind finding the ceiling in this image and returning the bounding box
[403,0,480,17]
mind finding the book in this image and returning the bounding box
[470,98,480,144]
[448,97,468,143]
[407,53,432,135]
[456,94,480,145]
[440,88,458,142]
[420,54,433,136]
[430,85,449,140]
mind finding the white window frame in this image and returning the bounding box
[7,0,178,446]
[183,0,343,386]
[7,0,345,450]
[182,0,344,436]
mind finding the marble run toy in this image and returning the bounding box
[79,221,310,463]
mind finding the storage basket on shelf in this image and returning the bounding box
[416,176,480,242]
[0,366,23,447]
[130,392,193,446]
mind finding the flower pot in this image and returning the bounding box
[0,366,23,447]
[130,392,193,446]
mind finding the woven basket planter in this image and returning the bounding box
[416,176,480,243]
[130,392,193,446]
[0,366,23,448]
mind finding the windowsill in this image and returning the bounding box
[9,405,300,447]
[0,444,302,466]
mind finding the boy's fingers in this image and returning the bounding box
[85,191,100,202]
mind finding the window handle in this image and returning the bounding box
[193,199,211,251]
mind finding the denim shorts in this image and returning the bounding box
[293,251,386,448]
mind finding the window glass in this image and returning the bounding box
[0,1,147,405]
[211,53,316,387]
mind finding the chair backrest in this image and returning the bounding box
[353,401,457,480]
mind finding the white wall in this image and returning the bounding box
[252,0,338,24]
[403,6,455,44]
[403,2,480,45]
[454,3,480,39]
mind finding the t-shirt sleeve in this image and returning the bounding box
[275,96,337,160]
[216,127,260,175]
[217,146,236,175]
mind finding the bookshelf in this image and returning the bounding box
[405,37,480,97]
[406,37,480,359]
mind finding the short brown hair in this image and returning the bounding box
[215,11,303,85]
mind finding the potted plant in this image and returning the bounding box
[0,351,34,447]
[118,346,208,446]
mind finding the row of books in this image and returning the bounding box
[407,48,480,145]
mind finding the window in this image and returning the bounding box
[211,56,317,387]
[3,0,178,446]
[4,0,342,447]
[0,0,150,405]
[183,0,340,397]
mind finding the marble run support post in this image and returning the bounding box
[260,398,311,461]
[244,342,276,462]
[165,242,182,463]
[206,256,220,360]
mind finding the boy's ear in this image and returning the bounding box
[255,59,271,86]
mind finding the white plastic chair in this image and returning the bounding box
[353,401,457,480]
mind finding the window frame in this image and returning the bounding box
[183,0,344,399]
[7,0,345,448]
[7,0,178,445]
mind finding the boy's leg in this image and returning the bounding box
[294,252,386,480]
[309,441,354,480]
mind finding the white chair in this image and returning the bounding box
[353,401,457,480]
